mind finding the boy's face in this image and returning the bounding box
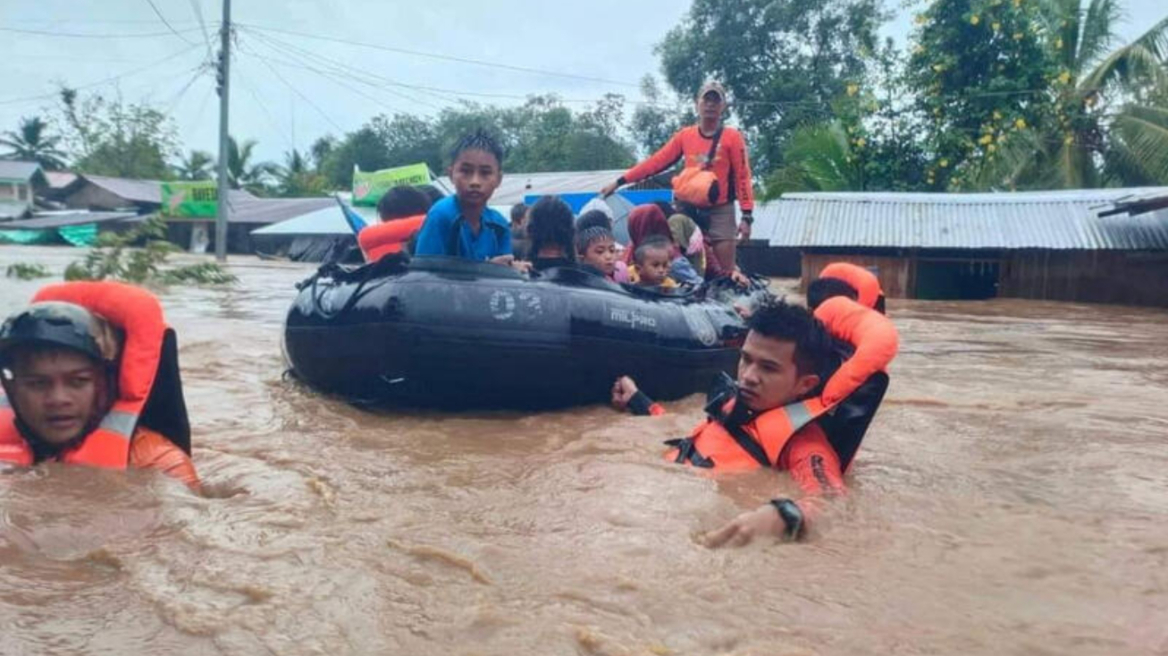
[637,248,671,286]
[736,332,820,412]
[580,238,616,276]
[449,149,501,208]
[6,348,107,446]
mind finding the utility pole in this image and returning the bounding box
[214,0,232,262]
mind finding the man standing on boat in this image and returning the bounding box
[600,81,756,275]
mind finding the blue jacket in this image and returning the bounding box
[414,195,512,260]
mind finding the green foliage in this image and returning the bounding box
[317,95,637,189]
[275,149,328,197]
[629,75,693,158]
[906,0,1056,190]
[0,117,67,170]
[5,263,52,280]
[174,150,215,180]
[57,87,178,180]
[64,217,236,286]
[657,0,886,171]
[227,136,278,194]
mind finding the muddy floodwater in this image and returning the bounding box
[1,245,1166,656]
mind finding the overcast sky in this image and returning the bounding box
[1,0,1164,167]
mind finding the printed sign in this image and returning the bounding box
[160,181,217,218]
[352,163,430,206]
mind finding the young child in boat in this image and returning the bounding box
[629,237,678,290]
[575,225,618,280]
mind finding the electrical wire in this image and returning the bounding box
[0,25,204,38]
[144,0,197,45]
[0,44,203,106]
[238,22,642,89]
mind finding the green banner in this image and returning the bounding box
[352,163,430,206]
[161,181,218,217]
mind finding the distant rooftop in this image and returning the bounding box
[758,187,1168,251]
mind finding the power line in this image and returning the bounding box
[144,0,197,45]
[0,25,204,39]
[239,28,448,111]
[238,22,642,89]
[188,0,214,58]
[0,44,203,106]
[242,46,345,133]
[233,62,295,151]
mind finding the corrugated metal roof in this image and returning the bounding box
[224,195,334,225]
[0,160,42,181]
[44,171,77,189]
[78,174,163,204]
[251,203,375,235]
[10,211,138,229]
[759,187,1168,251]
[434,169,664,207]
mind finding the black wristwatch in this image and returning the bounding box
[770,498,804,541]
[741,211,754,226]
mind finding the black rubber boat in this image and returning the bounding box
[283,257,758,409]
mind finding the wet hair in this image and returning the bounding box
[527,195,576,261]
[746,297,835,378]
[634,235,672,265]
[575,225,614,254]
[416,184,445,206]
[807,277,859,310]
[576,210,613,232]
[449,128,504,168]
[510,203,529,225]
[377,185,432,221]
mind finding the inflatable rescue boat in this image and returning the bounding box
[283,257,757,408]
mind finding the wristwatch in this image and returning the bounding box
[769,498,804,540]
[741,211,754,226]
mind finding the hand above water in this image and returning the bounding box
[704,504,784,549]
[599,180,619,198]
[611,376,639,410]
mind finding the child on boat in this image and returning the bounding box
[358,185,432,261]
[575,225,617,280]
[414,129,515,266]
[629,236,679,290]
[526,196,576,271]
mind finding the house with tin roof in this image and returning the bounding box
[0,160,47,219]
[754,188,1168,307]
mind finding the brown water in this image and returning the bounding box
[1,245,1166,656]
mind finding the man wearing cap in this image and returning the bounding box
[0,281,200,490]
[601,81,756,274]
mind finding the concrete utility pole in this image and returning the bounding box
[214,0,232,261]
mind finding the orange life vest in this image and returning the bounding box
[666,295,899,471]
[358,215,425,262]
[0,281,170,469]
[819,262,884,311]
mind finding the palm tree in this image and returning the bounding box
[0,117,68,170]
[986,2,1168,188]
[174,150,215,180]
[764,121,865,197]
[275,149,327,196]
[226,136,277,193]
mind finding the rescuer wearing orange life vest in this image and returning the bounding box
[0,281,200,490]
[613,284,897,547]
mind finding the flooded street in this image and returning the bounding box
[1,244,1166,656]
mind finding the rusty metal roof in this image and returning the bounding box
[759,188,1168,251]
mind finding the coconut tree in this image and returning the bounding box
[1040,0,1168,187]
[226,136,277,193]
[174,150,215,180]
[0,116,68,169]
[274,149,327,197]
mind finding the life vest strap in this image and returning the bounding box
[664,437,715,468]
[720,420,775,468]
